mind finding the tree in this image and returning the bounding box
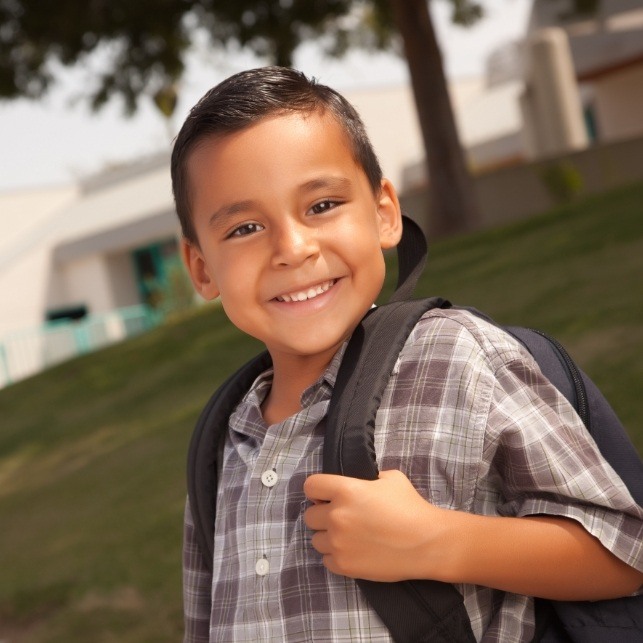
[0,1,596,235]
[0,0,356,111]
[387,0,481,236]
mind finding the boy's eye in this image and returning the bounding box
[309,200,339,215]
[228,222,264,238]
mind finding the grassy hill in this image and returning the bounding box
[1,181,642,642]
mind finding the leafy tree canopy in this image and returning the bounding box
[1,0,390,114]
[0,0,484,115]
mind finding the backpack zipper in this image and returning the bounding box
[528,328,590,427]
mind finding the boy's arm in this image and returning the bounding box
[304,470,643,600]
[441,505,643,599]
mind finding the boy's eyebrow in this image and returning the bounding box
[208,177,353,227]
[208,200,256,227]
[299,176,353,193]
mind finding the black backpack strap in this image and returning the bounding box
[579,374,643,506]
[324,297,447,477]
[324,297,477,643]
[187,350,272,572]
[390,215,428,303]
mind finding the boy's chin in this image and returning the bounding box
[267,331,352,362]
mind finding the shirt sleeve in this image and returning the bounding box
[482,348,643,574]
[183,497,212,643]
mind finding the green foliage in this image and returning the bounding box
[0,0,599,114]
[0,0,507,114]
[450,0,484,26]
[1,179,641,641]
[161,263,198,316]
[0,0,357,112]
[0,0,192,113]
[540,160,584,204]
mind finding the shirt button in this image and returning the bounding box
[255,557,269,576]
[261,469,279,487]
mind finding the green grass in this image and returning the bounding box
[1,180,642,641]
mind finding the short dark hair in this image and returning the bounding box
[171,66,383,243]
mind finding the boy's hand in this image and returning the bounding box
[303,470,448,581]
[304,471,643,599]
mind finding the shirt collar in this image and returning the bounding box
[236,340,348,421]
[301,341,347,406]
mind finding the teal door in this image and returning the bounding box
[132,239,181,310]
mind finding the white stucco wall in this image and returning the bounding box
[344,76,519,190]
[344,84,424,190]
[592,63,643,141]
[0,184,78,337]
[0,241,55,338]
[455,80,525,167]
[44,244,141,318]
[0,184,78,257]
[57,254,118,315]
[106,252,142,309]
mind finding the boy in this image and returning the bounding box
[172,66,643,642]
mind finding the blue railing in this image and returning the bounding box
[0,305,161,389]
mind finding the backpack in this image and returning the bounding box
[187,215,643,643]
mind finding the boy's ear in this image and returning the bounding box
[376,178,403,250]
[180,238,220,301]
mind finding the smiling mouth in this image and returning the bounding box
[275,279,337,303]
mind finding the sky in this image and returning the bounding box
[0,0,531,193]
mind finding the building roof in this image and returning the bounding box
[570,28,643,80]
[528,0,643,79]
[50,153,178,263]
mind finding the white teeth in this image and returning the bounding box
[277,280,334,303]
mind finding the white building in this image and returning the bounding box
[524,0,643,154]
[0,154,179,385]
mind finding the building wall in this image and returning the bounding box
[592,63,643,141]
[48,251,144,316]
[0,185,78,337]
[57,255,117,315]
[0,242,54,338]
[106,252,142,309]
[521,28,589,160]
[400,132,643,234]
[345,84,424,190]
[344,78,505,191]
[0,185,77,257]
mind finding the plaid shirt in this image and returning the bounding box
[183,308,643,642]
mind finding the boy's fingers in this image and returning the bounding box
[310,530,331,555]
[303,501,330,531]
[303,473,352,502]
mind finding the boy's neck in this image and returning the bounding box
[261,348,339,425]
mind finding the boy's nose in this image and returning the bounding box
[271,221,320,267]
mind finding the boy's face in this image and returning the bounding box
[182,110,402,366]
